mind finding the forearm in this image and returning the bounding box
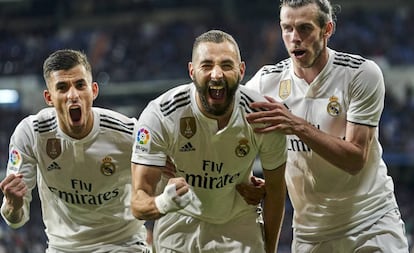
[2,203,23,224]
[293,120,368,175]
[262,167,286,253]
[131,190,163,220]
[263,193,285,253]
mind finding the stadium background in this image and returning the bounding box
[0,0,413,252]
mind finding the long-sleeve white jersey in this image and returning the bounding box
[246,48,400,242]
[1,107,145,252]
[131,84,287,224]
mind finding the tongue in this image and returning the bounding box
[209,88,225,100]
[70,108,81,122]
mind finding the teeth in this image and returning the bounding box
[216,89,220,96]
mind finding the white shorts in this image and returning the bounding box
[292,208,409,253]
[153,211,264,253]
[46,239,151,253]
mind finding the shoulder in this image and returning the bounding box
[94,107,136,136]
[237,86,268,113]
[332,50,381,74]
[257,58,291,77]
[151,83,192,117]
[29,107,58,134]
[245,59,290,91]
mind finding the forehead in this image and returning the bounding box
[47,65,91,85]
[280,4,319,26]
[193,41,239,63]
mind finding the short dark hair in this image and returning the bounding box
[192,30,241,62]
[43,49,92,81]
[280,0,340,33]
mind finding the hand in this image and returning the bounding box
[154,177,191,214]
[0,173,27,213]
[246,96,300,134]
[236,176,266,205]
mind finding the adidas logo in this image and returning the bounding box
[47,161,61,171]
[179,142,195,152]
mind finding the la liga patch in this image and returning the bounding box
[135,127,151,153]
[8,149,22,172]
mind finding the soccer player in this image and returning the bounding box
[0,49,150,253]
[242,0,410,252]
[130,30,287,253]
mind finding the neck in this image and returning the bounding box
[294,48,329,84]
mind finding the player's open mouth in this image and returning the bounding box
[69,107,82,122]
[209,86,225,100]
[293,49,306,57]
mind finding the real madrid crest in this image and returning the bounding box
[235,139,250,158]
[327,95,342,117]
[279,80,291,100]
[180,117,196,139]
[101,156,116,176]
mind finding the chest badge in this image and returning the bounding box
[235,139,250,158]
[279,80,291,100]
[101,156,116,176]
[327,96,342,117]
[46,138,61,159]
[180,117,196,139]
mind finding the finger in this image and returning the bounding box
[264,95,276,103]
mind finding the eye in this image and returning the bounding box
[200,63,213,70]
[55,83,68,92]
[75,81,87,89]
[221,64,234,71]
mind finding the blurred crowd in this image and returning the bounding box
[0,1,413,252]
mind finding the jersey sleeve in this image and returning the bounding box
[131,101,168,167]
[347,60,385,126]
[257,131,287,171]
[1,118,37,228]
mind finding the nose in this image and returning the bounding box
[210,65,223,80]
[291,29,301,43]
[67,86,79,101]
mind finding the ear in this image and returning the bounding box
[239,61,246,82]
[43,90,53,106]
[188,62,194,81]
[324,21,334,38]
[92,82,99,100]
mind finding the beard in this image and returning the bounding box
[194,76,240,117]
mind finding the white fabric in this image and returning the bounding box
[153,211,265,253]
[155,183,201,214]
[291,209,409,252]
[131,84,287,224]
[1,107,147,252]
[246,48,403,242]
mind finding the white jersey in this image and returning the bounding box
[131,84,286,224]
[1,107,146,252]
[246,48,399,242]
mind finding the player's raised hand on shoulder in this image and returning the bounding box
[247,96,302,135]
